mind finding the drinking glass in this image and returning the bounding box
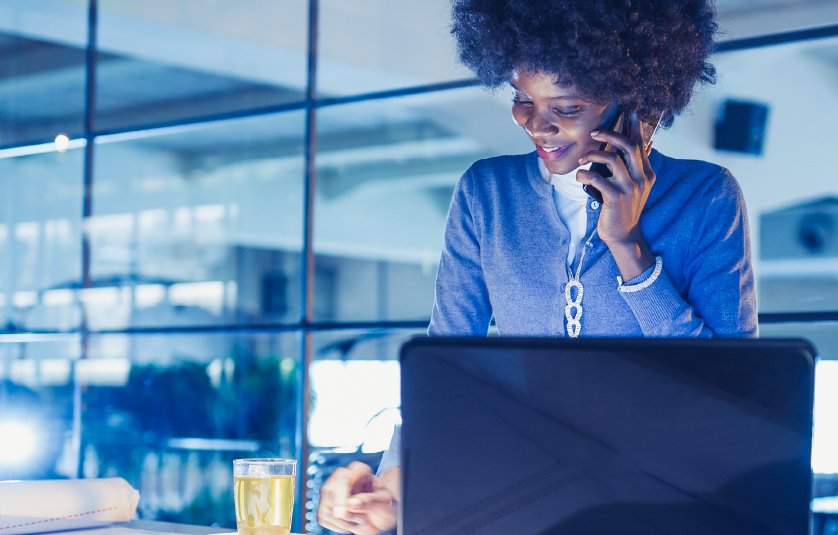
[234,458,297,535]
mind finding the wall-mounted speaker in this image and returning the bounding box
[714,100,769,155]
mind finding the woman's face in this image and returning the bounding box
[510,69,616,175]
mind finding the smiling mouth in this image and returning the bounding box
[536,143,572,160]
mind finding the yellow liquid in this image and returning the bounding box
[234,476,296,535]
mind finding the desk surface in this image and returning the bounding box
[65,520,301,535]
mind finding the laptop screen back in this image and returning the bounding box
[400,338,815,535]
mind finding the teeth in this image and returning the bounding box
[543,147,560,152]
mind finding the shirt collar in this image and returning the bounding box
[537,158,591,201]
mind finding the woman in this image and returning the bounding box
[318,0,756,532]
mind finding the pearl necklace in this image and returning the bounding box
[565,229,598,338]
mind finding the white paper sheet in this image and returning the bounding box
[0,478,140,535]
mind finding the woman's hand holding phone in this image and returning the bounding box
[575,112,657,282]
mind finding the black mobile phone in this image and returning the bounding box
[583,110,663,203]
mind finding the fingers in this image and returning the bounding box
[318,515,380,535]
[575,168,620,202]
[589,127,638,162]
[318,466,366,533]
[346,490,395,514]
[333,508,370,527]
[578,150,631,189]
[590,112,647,180]
[346,490,398,532]
[347,462,375,495]
[318,498,373,534]
[346,461,374,480]
[317,463,386,534]
[317,515,359,534]
[322,467,353,505]
[323,510,381,535]
[321,463,372,504]
[316,499,360,535]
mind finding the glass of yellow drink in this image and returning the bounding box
[234,458,297,535]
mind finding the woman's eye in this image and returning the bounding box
[512,96,532,106]
[554,107,582,117]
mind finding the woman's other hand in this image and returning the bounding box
[576,112,656,281]
[317,462,398,534]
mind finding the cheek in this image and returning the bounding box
[563,120,602,151]
[578,132,602,153]
[511,107,528,128]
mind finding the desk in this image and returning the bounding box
[65,521,301,535]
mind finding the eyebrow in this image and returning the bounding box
[508,81,584,101]
[508,82,531,98]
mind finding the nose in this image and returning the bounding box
[525,112,558,140]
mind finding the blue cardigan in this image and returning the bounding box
[427,150,758,338]
[377,151,758,476]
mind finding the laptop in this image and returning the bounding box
[399,337,816,535]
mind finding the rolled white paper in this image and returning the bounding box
[0,478,140,535]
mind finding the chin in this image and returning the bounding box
[543,160,577,175]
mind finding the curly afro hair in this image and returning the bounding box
[451,0,717,127]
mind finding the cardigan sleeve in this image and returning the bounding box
[376,424,401,476]
[381,170,491,475]
[618,169,758,338]
[428,169,493,336]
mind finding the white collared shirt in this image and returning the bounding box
[538,158,593,266]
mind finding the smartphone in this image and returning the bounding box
[583,109,663,203]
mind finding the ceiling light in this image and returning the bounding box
[54,134,69,153]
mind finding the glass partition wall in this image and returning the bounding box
[1,1,838,532]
